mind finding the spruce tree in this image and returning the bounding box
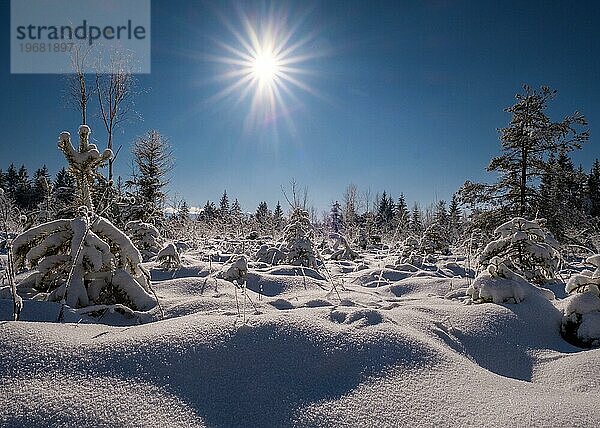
[448,194,462,243]
[329,201,343,233]
[460,85,589,224]
[409,203,424,236]
[15,165,32,211]
[255,201,271,226]
[588,159,600,217]
[395,194,410,235]
[219,190,230,222]
[231,198,242,224]
[273,201,284,231]
[129,130,173,224]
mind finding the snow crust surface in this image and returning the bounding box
[1,249,599,427]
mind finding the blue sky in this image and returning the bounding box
[1,0,599,213]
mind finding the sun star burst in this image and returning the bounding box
[208,5,323,134]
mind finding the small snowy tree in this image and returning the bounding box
[156,242,181,270]
[58,125,112,211]
[11,127,157,313]
[283,207,317,268]
[328,201,343,233]
[125,220,163,262]
[561,255,600,347]
[467,256,555,304]
[478,217,560,284]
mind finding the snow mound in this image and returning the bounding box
[467,260,555,304]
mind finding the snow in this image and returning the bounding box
[1,244,599,427]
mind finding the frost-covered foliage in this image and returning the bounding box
[561,255,600,347]
[396,236,422,266]
[467,257,555,304]
[156,243,181,270]
[255,244,285,265]
[283,208,317,268]
[328,201,343,233]
[125,220,163,261]
[217,255,248,283]
[12,209,156,311]
[6,126,157,313]
[420,223,450,256]
[58,125,112,211]
[478,217,560,284]
[329,233,358,261]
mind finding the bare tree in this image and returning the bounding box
[96,51,139,181]
[362,187,372,214]
[65,44,93,125]
[281,178,309,211]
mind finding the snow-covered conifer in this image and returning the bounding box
[125,220,163,261]
[283,207,317,268]
[478,217,560,284]
[156,242,181,270]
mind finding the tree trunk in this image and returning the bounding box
[520,147,527,216]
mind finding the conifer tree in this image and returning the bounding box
[395,194,410,235]
[460,85,588,224]
[588,159,600,218]
[409,203,424,236]
[231,198,242,224]
[255,201,271,226]
[273,201,284,232]
[329,201,344,233]
[448,194,463,243]
[219,190,230,222]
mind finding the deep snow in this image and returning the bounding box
[1,248,599,427]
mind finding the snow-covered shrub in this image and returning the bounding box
[329,233,358,261]
[283,208,317,268]
[58,125,112,211]
[420,223,450,256]
[9,126,157,313]
[478,217,560,284]
[13,209,156,311]
[255,244,285,265]
[156,242,181,270]
[561,255,600,347]
[217,255,248,283]
[125,220,163,261]
[396,236,422,266]
[467,257,555,304]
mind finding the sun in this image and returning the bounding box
[207,5,325,133]
[252,50,280,84]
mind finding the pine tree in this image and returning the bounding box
[329,201,343,233]
[273,201,284,231]
[460,85,589,224]
[448,194,462,243]
[129,130,173,224]
[219,190,230,222]
[231,198,242,224]
[255,201,271,226]
[395,194,410,235]
[376,191,394,232]
[409,203,423,236]
[588,159,600,217]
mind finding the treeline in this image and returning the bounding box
[0,164,75,217]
